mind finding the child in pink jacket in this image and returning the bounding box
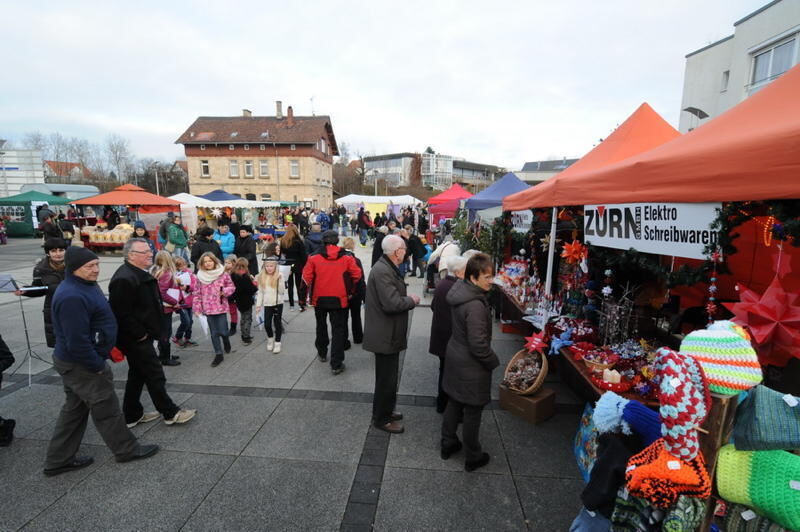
[153,251,181,366]
[224,255,239,336]
[173,256,198,348]
[194,252,235,367]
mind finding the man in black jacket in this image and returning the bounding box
[109,238,196,428]
[233,225,258,276]
[0,333,15,446]
[190,227,223,272]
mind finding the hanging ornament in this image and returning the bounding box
[524,331,547,353]
[540,233,561,252]
[210,207,223,219]
[706,249,722,322]
[772,244,792,279]
[561,241,587,264]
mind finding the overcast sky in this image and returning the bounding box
[1,0,768,170]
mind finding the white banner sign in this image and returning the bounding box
[509,210,533,232]
[584,202,721,259]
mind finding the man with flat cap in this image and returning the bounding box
[44,247,159,477]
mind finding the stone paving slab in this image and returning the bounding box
[0,383,66,438]
[211,335,316,389]
[515,475,585,531]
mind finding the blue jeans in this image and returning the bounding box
[175,308,193,340]
[359,228,368,245]
[207,313,228,355]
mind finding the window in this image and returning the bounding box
[290,144,296,151]
[244,160,253,178]
[321,138,326,153]
[721,70,730,92]
[260,144,265,150]
[229,144,235,150]
[245,193,256,200]
[229,160,239,177]
[201,160,210,176]
[261,193,271,200]
[244,144,250,151]
[200,144,206,151]
[259,159,269,177]
[752,37,797,88]
[290,159,299,178]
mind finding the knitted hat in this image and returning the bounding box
[680,320,763,395]
[661,495,705,532]
[64,246,98,273]
[44,237,68,252]
[322,230,339,244]
[723,503,786,532]
[655,347,711,460]
[133,220,146,230]
[622,401,662,447]
[593,391,661,447]
[716,444,800,530]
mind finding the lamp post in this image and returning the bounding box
[372,169,379,196]
[0,139,7,197]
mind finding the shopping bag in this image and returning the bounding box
[574,403,599,483]
[198,315,210,337]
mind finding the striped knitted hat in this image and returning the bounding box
[655,347,711,461]
[716,444,800,530]
[680,320,762,395]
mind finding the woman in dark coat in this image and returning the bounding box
[428,255,467,413]
[16,238,67,347]
[279,224,308,310]
[440,253,499,472]
[233,225,259,276]
[191,227,223,271]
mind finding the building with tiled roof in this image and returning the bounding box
[175,102,339,207]
[43,160,93,181]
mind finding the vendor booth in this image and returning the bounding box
[0,190,74,237]
[335,194,422,217]
[465,172,529,212]
[426,183,473,205]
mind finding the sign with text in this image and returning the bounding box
[584,202,721,259]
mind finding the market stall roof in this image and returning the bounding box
[227,199,282,208]
[428,198,461,216]
[168,193,219,207]
[465,173,529,211]
[504,102,680,210]
[334,194,422,206]
[427,184,473,205]
[199,189,241,202]
[507,65,800,208]
[72,184,182,206]
[0,190,74,206]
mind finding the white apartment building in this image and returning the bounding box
[679,0,800,132]
[422,152,454,190]
[0,148,46,198]
[363,153,416,187]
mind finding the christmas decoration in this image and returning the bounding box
[540,233,561,253]
[561,240,587,264]
[524,331,547,353]
[210,207,223,219]
[705,249,721,322]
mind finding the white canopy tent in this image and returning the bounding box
[335,194,422,207]
[168,193,280,209]
[168,193,218,207]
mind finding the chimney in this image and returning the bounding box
[287,105,295,127]
[242,109,252,117]
[276,101,283,119]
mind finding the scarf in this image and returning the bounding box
[197,264,225,284]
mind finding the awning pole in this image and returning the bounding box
[544,206,558,294]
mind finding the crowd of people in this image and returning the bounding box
[1,204,500,475]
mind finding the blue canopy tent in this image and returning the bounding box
[464,173,530,212]
[199,189,241,202]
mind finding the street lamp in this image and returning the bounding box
[150,162,161,196]
[371,169,380,196]
[0,139,7,197]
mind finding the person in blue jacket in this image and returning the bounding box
[213,223,236,258]
[43,247,159,477]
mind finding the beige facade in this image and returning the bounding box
[187,154,333,208]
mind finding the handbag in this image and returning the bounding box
[733,384,800,451]
[574,403,599,483]
[165,241,176,252]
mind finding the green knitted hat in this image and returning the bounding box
[680,321,763,395]
[716,444,800,530]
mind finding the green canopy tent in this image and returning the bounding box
[0,191,74,237]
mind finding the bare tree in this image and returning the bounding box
[48,132,70,163]
[336,141,351,165]
[106,133,131,183]
[22,131,48,153]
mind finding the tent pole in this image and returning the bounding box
[544,206,557,294]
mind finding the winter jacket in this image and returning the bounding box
[372,233,386,267]
[255,273,287,307]
[109,261,166,346]
[317,211,330,231]
[304,231,324,256]
[343,250,367,302]
[21,257,66,348]
[193,273,235,316]
[234,236,259,276]
[408,234,426,260]
[41,220,63,240]
[281,238,307,268]
[362,255,416,354]
[358,211,371,230]
[428,274,457,358]
[52,273,117,373]
[191,238,223,271]
[167,223,188,248]
[442,279,499,406]
[213,230,236,257]
[230,272,258,311]
[0,333,15,375]
[428,241,460,273]
[156,271,180,314]
[302,244,362,309]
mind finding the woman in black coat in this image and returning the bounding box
[233,225,259,276]
[279,224,308,310]
[17,238,67,347]
[191,227,223,272]
[428,255,467,413]
[440,253,499,472]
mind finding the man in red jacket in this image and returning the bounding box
[303,230,362,375]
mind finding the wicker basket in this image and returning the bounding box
[504,349,549,396]
[583,358,616,374]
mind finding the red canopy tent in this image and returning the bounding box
[504,102,680,211]
[73,184,182,207]
[427,183,473,205]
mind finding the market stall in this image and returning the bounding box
[426,183,472,205]
[464,172,529,214]
[0,190,74,237]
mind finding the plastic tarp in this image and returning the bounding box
[504,102,680,210]
[168,193,219,207]
[199,189,241,202]
[72,184,182,206]
[427,184,473,205]
[335,194,422,207]
[0,190,73,205]
[464,173,529,211]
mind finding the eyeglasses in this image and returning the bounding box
[129,250,151,255]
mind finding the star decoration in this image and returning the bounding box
[561,241,587,264]
[210,207,223,219]
[723,276,800,367]
[524,331,547,353]
[540,234,561,252]
[602,286,613,297]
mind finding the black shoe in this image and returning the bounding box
[229,323,237,335]
[171,355,180,360]
[211,354,224,367]
[160,358,181,366]
[332,363,346,375]
[116,444,160,463]
[465,452,490,472]
[44,456,94,477]
[353,338,363,344]
[0,418,15,447]
[441,441,462,460]
[436,396,448,414]
[223,337,232,354]
[242,337,252,345]
[318,352,327,362]
[344,340,352,351]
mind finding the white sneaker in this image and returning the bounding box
[266,337,274,351]
[273,342,281,354]
[164,408,197,425]
[126,412,160,429]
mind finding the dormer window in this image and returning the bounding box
[229,144,234,150]
[260,144,266,150]
[230,132,239,138]
[290,144,296,151]
[200,144,206,151]
[260,131,269,138]
[244,144,250,150]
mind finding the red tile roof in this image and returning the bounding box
[175,115,338,155]
[44,160,92,178]
[174,160,188,173]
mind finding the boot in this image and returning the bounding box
[0,418,16,447]
[273,342,281,354]
[229,322,237,335]
[266,337,274,351]
[222,336,232,354]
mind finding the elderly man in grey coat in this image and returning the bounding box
[363,234,419,434]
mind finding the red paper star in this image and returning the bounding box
[561,241,586,264]
[723,276,800,367]
[525,331,547,353]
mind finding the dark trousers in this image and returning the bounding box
[287,264,307,307]
[122,340,180,424]
[442,398,485,462]
[239,307,253,340]
[414,258,426,277]
[157,312,173,360]
[265,304,284,341]
[45,358,139,467]
[437,357,448,411]
[175,308,193,340]
[347,297,363,343]
[314,307,347,369]
[372,352,399,427]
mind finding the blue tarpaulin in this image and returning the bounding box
[199,189,241,201]
[464,173,530,211]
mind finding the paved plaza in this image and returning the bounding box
[0,238,584,531]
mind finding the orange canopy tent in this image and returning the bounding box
[505,64,800,209]
[504,102,680,211]
[72,184,182,207]
[427,183,473,205]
